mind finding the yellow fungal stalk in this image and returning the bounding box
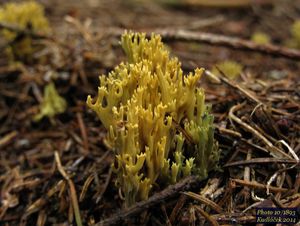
[87,32,219,207]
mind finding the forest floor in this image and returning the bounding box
[0,0,300,225]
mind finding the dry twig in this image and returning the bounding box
[0,131,18,148]
[229,103,291,159]
[194,205,219,226]
[76,112,89,155]
[108,28,300,60]
[184,191,223,213]
[54,152,83,226]
[156,29,300,60]
[224,158,298,167]
[231,178,288,193]
[94,176,200,226]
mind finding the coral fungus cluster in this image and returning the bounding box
[0,1,50,61]
[87,32,219,207]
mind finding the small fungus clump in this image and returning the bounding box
[290,20,300,48]
[251,32,270,45]
[87,32,219,207]
[0,1,50,62]
[34,82,67,122]
[212,60,243,80]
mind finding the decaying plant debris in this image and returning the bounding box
[0,1,300,226]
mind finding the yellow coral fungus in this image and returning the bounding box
[0,1,50,61]
[87,32,219,207]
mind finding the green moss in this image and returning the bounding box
[87,32,219,207]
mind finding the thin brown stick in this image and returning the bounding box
[238,149,252,207]
[108,28,300,60]
[244,149,252,182]
[25,180,65,217]
[156,29,300,60]
[79,174,94,202]
[231,178,288,193]
[76,112,89,155]
[288,196,300,208]
[183,191,223,213]
[0,131,18,148]
[169,194,187,224]
[96,167,113,203]
[194,205,219,226]
[54,152,83,226]
[94,176,200,226]
[214,68,261,104]
[207,69,291,119]
[224,158,298,167]
[240,138,270,155]
[229,103,291,159]
[37,209,46,226]
[215,126,242,138]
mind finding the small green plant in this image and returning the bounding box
[34,82,67,123]
[251,32,270,45]
[212,60,243,80]
[0,1,50,62]
[87,32,219,207]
